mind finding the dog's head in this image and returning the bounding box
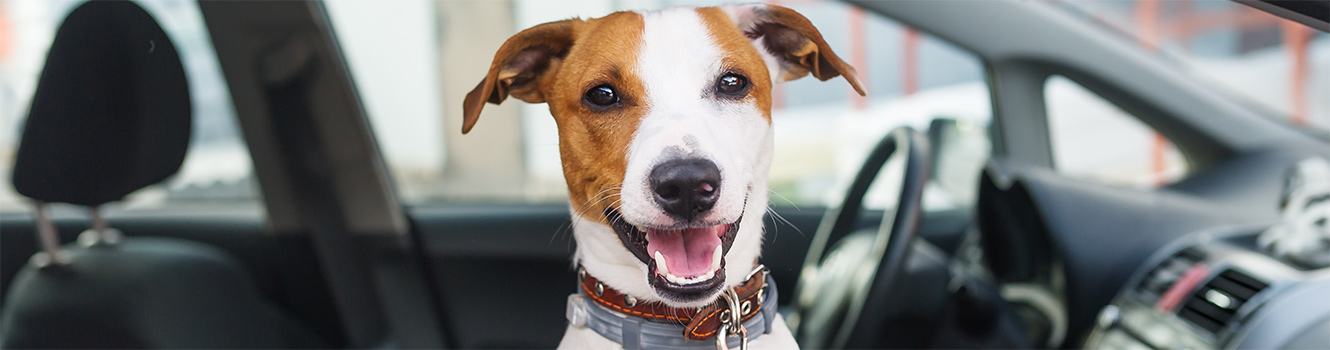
[463,4,863,307]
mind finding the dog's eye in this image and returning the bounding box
[716,73,749,96]
[584,85,619,107]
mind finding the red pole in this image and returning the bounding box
[0,3,12,60]
[1134,0,1162,50]
[1176,0,1193,53]
[1281,20,1311,125]
[902,29,918,96]
[849,6,868,109]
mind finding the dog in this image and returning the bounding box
[462,4,863,349]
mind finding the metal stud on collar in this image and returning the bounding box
[624,295,638,308]
[594,282,605,297]
[578,267,586,282]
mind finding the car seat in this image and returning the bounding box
[0,1,323,348]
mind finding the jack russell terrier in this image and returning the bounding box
[462,4,864,349]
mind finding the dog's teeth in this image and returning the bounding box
[654,252,670,276]
[711,245,723,271]
[636,225,648,233]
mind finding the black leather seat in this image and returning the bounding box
[0,1,322,348]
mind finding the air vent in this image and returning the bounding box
[1177,269,1269,334]
[1137,248,1206,303]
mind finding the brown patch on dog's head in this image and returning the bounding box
[695,7,773,121]
[463,12,646,225]
[546,12,647,224]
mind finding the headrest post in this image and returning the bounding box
[91,205,108,233]
[30,202,70,268]
[79,205,122,247]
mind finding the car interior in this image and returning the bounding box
[0,0,1327,349]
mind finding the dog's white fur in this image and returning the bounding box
[559,6,797,349]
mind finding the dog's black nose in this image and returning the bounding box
[650,158,721,221]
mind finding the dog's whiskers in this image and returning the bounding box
[555,186,623,245]
[765,205,804,238]
[571,186,622,224]
[767,189,800,211]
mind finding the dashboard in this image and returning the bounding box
[976,156,1330,349]
[1084,224,1330,349]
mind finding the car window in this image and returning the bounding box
[1055,1,1329,133]
[326,0,993,210]
[1045,75,1188,188]
[0,0,258,213]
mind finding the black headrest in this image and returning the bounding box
[11,0,191,207]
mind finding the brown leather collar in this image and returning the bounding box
[578,266,768,341]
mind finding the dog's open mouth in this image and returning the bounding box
[606,209,740,301]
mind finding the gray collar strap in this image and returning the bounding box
[566,274,780,350]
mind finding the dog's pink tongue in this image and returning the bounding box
[645,225,726,277]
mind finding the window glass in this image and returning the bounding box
[1045,75,1188,188]
[1055,1,1329,132]
[0,0,258,213]
[327,0,992,209]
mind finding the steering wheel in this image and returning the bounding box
[791,127,931,349]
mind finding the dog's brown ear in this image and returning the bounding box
[722,4,865,96]
[462,19,579,134]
